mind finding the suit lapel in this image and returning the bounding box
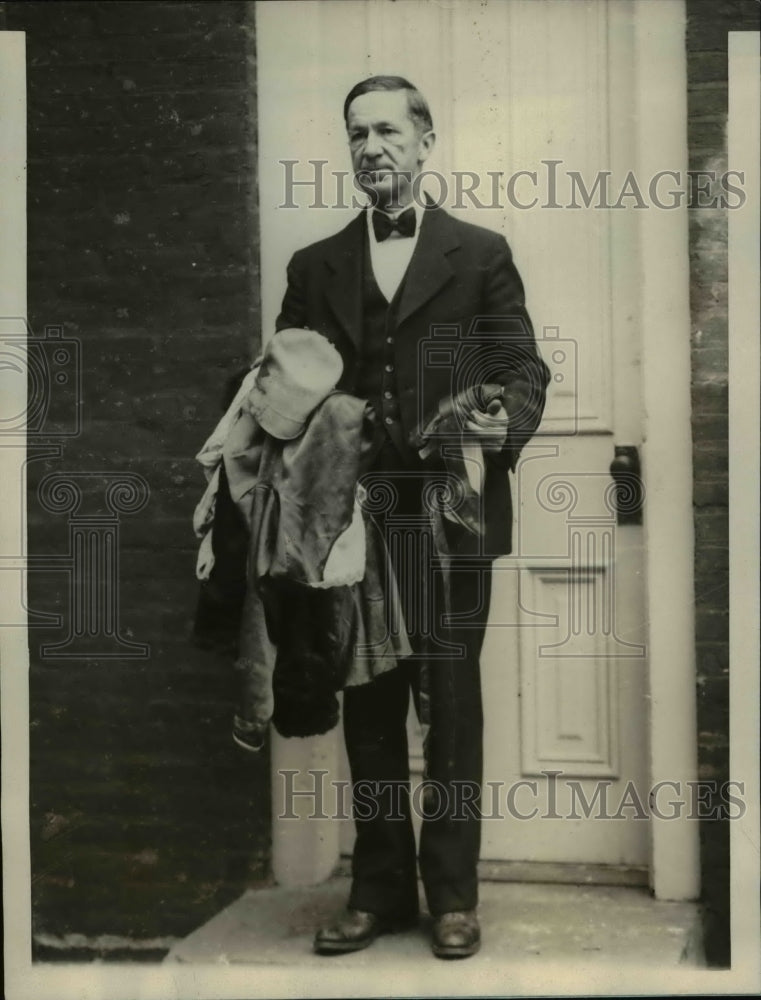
[396,206,460,328]
[324,213,365,349]
[321,206,461,342]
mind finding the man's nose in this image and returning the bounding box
[363,129,383,158]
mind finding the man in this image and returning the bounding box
[275,76,549,959]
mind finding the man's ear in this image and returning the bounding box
[418,129,436,166]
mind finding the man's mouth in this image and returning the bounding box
[360,168,393,180]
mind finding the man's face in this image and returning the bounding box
[346,89,435,209]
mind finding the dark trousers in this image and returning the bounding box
[345,440,492,918]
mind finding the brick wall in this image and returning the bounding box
[686,0,759,969]
[2,0,269,959]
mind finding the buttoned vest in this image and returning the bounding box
[354,238,413,464]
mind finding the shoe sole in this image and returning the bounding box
[432,940,481,959]
[314,938,377,955]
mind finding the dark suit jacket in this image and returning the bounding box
[275,205,550,555]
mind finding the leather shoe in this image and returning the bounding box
[431,910,481,959]
[314,908,416,955]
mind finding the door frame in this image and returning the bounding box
[633,0,700,901]
[261,0,701,901]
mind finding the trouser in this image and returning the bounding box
[345,441,493,918]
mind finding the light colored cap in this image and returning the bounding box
[246,328,343,440]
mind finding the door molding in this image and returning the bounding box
[631,0,700,901]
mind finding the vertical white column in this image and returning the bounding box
[634,0,700,900]
[728,29,761,981]
[256,0,357,887]
[0,29,30,986]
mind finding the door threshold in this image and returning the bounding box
[337,857,648,887]
[479,860,648,887]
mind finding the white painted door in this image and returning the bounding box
[449,0,650,869]
[257,0,650,872]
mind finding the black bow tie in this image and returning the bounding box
[372,206,416,242]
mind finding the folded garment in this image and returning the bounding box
[413,383,505,539]
[196,367,260,475]
[229,391,410,743]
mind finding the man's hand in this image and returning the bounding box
[464,400,509,455]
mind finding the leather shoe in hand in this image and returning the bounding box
[431,910,481,958]
[314,908,415,955]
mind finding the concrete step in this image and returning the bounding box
[165,875,704,976]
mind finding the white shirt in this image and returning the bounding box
[366,201,426,303]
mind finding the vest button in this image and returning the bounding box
[386,336,394,344]
[384,390,392,399]
[384,416,394,425]
[385,364,394,373]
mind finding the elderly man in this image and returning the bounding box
[276,75,549,959]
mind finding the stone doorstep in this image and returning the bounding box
[165,875,704,970]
